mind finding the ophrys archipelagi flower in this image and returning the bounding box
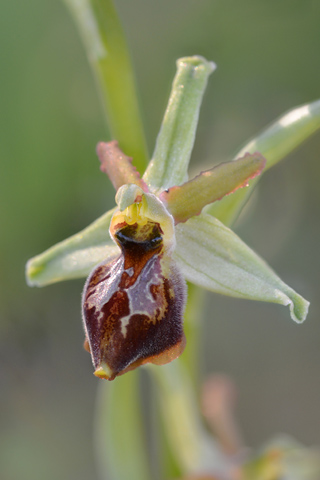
[26,56,312,380]
[81,140,265,380]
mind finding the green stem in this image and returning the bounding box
[62,4,151,471]
[180,283,205,387]
[148,360,229,477]
[94,371,150,480]
[63,0,149,173]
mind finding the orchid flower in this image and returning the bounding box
[26,56,312,381]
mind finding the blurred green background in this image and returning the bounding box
[1,1,320,479]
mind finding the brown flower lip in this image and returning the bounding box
[82,220,186,380]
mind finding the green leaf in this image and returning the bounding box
[26,207,118,286]
[208,99,320,225]
[160,153,265,224]
[174,213,309,323]
[143,56,215,192]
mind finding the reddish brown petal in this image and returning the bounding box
[96,140,149,192]
[160,152,266,223]
[82,220,186,380]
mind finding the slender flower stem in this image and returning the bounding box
[180,283,205,388]
[94,371,150,480]
[64,0,149,173]
[148,361,231,478]
[62,3,151,479]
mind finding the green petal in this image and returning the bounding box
[174,213,309,323]
[96,141,148,191]
[208,99,320,225]
[26,207,119,286]
[143,56,215,192]
[160,153,265,224]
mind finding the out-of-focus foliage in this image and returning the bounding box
[1,1,320,479]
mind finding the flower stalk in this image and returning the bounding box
[63,0,148,172]
[148,361,231,477]
[94,370,150,480]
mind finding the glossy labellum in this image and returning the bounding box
[82,191,187,380]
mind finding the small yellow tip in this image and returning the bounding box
[94,363,114,380]
[25,259,44,286]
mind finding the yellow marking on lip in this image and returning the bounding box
[94,363,114,380]
[111,202,149,235]
[112,187,176,253]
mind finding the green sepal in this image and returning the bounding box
[143,56,215,192]
[160,153,265,224]
[174,213,309,323]
[26,207,118,286]
[207,99,320,225]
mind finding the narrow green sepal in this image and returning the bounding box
[208,99,320,225]
[236,100,320,171]
[143,56,216,191]
[160,153,266,223]
[174,213,309,323]
[26,207,118,286]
